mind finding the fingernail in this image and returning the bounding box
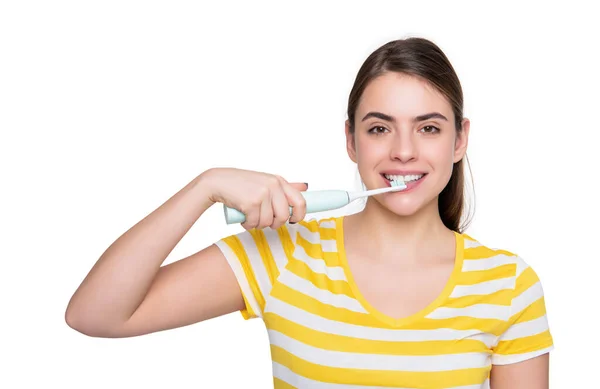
[304,182,309,188]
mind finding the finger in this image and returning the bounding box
[240,202,260,230]
[289,182,309,192]
[240,186,267,230]
[258,193,274,229]
[282,183,307,224]
[275,178,308,224]
[273,174,308,193]
[270,185,291,230]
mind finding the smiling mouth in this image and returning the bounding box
[382,173,427,184]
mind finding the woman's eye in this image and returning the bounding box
[368,126,388,134]
[420,125,440,134]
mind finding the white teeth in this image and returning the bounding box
[384,173,424,182]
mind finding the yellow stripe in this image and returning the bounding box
[494,330,553,355]
[299,219,321,233]
[285,257,355,298]
[446,289,512,308]
[271,346,490,389]
[411,317,507,336]
[511,296,547,322]
[222,235,265,315]
[323,251,343,267]
[270,283,508,334]
[463,246,516,260]
[462,233,477,242]
[319,227,336,241]
[515,266,539,295]
[458,264,516,285]
[265,312,491,355]
[239,302,255,320]
[270,283,383,327]
[277,224,295,260]
[273,378,296,389]
[252,229,278,285]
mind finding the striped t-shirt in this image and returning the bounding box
[215,216,554,388]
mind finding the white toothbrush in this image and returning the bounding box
[223,179,407,224]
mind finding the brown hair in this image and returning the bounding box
[346,37,474,233]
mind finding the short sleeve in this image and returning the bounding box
[491,257,554,364]
[214,222,296,320]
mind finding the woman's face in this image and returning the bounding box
[345,72,470,216]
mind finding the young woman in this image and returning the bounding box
[66,37,553,388]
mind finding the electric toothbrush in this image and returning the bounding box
[223,179,407,224]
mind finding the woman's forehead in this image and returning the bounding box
[357,73,451,119]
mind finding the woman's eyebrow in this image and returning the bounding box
[361,111,448,123]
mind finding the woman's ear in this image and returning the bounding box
[345,120,357,163]
[453,118,470,163]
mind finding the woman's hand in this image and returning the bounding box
[202,167,308,230]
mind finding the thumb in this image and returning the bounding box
[290,182,309,191]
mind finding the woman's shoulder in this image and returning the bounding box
[459,232,542,285]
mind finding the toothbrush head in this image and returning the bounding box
[391,179,407,190]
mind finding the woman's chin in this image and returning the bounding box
[388,207,420,217]
[383,197,431,217]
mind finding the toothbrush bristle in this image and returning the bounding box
[391,179,407,189]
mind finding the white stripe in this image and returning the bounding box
[492,345,553,365]
[319,220,336,229]
[515,257,530,277]
[464,238,482,249]
[512,281,544,315]
[500,315,549,341]
[427,304,511,320]
[214,240,262,318]
[291,244,347,281]
[269,330,489,372]
[265,226,290,272]
[450,277,516,297]
[237,231,272,300]
[462,254,516,272]
[273,362,489,389]
[278,270,367,313]
[265,297,497,346]
[320,238,338,253]
[297,223,322,244]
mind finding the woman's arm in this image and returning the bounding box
[64,172,225,337]
[65,168,308,337]
[490,353,549,388]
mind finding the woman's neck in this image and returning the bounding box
[344,197,454,265]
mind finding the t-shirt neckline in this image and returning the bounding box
[334,215,465,328]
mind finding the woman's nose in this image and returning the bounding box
[390,131,418,162]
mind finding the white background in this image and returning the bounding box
[1,1,598,387]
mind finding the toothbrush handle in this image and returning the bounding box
[223,190,349,224]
